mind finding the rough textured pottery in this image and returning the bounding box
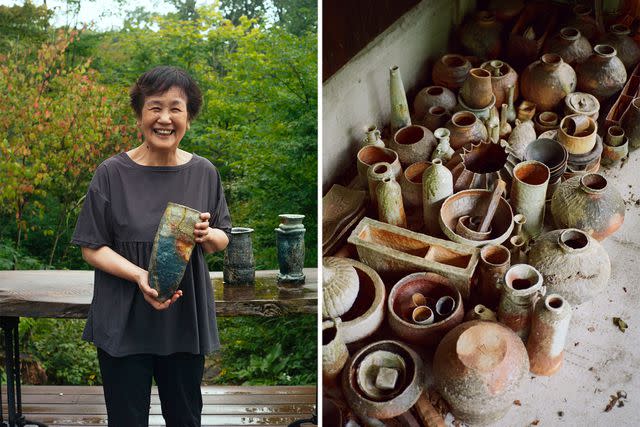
[566,5,599,42]
[422,105,451,132]
[557,114,597,155]
[460,68,494,109]
[359,125,385,150]
[576,45,627,102]
[456,92,496,122]
[533,111,559,135]
[322,319,349,385]
[390,125,436,167]
[543,27,592,66]
[516,100,536,122]
[520,54,577,111]
[481,60,519,108]
[433,321,529,425]
[223,227,255,285]
[400,161,429,209]
[432,54,472,90]
[148,202,200,302]
[367,161,394,209]
[423,158,453,236]
[527,229,611,305]
[325,257,385,344]
[526,294,572,376]
[376,176,407,228]
[477,244,511,310]
[620,97,640,149]
[510,161,550,239]
[551,173,625,240]
[464,304,498,322]
[523,138,568,183]
[342,340,424,420]
[445,111,489,150]
[498,264,545,340]
[602,126,629,166]
[432,128,455,163]
[275,214,305,285]
[356,145,402,187]
[414,86,457,117]
[389,65,411,132]
[508,119,537,159]
[564,92,600,120]
[599,24,640,70]
[387,272,464,347]
[459,11,503,59]
[322,257,359,319]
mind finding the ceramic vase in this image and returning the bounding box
[459,11,503,59]
[367,161,394,209]
[620,97,640,149]
[376,175,407,228]
[602,125,629,166]
[460,68,494,109]
[576,45,627,102]
[422,105,451,131]
[389,65,411,133]
[527,294,572,376]
[498,264,545,340]
[520,53,577,111]
[543,27,592,66]
[422,159,453,236]
[413,86,457,117]
[275,214,305,285]
[356,145,402,187]
[390,125,436,168]
[477,244,511,310]
[432,128,454,162]
[445,111,489,150]
[510,161,550,239]
[566,4,599,42]
[432,54,472,90]
[223,227,256,285]
[148,203,200,302]
[399,161,429,209]
[598,24,640,70]
[359,125,385,150]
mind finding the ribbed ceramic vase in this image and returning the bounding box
[223,227,256,285]
[389,65,411,133]
[498,264,545,340]
[520,54,577,111]
[527,294,572,376]
[576,44,627,102]
[620,97,640,149]
[422,159,453,236]
[275,214,305,285]
[510,161,550,239]
[528,228,611,305]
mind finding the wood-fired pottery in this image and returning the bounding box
[576,44,627,102]
[526,294,572,376]
[598,24,640,70]
[445,111,489,150]
[543,27,592,66]
[432,54,473,90]
[413,86,457,117]
[480,60,519,108]
[390,125,436,167]
[520,53,577,111]
[459,11,503,59]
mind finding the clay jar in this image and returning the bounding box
[390,125,436,168]
[433,321,529,425]
[566,5,599,42]
[460,68,494,109]
[356,145,402,187]
[477,244,511,310]
[480,60,519,107]
[557,114,597,155]
[422,106,451,132]
[399,161,429,209]
[459,11,503,59]
[528,229,611,305]
[551,173,625,241]
[432,54,472,90]
[599,24,640,70]
[413,86,457,117]
[543,27,592,66]
[520,53,577,111]
[620,97,640,149]
[576,44,627,102]
[564,92,600,120]
[445,111,488,150]
[387,272,464,348]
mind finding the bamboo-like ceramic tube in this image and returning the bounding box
[478,244,511,310]
[510,161,550,239]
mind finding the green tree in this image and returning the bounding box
[0,1,52,51]
[272,0,317,35]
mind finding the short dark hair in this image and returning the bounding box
[130,66,202,120]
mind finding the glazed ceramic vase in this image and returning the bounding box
[445,111,488,150]
[376,175,407,228]
[543,27,592,66]
[275,214,305,285]
[422,159,453,236]
[390,125,436,167]
[413,86,457,117]
[459,11,503,59]
[528,229,611,305]
[498,264,545,340]
[433,321,529,425]
[223,227,255,285]
[527,294,572,376]
[550,173,625,241]
[599,24,640,70]
[322,257,359,319]
[620,97,640,149]
[148,202,200,302]
[520,54,576,111]
[432,54,472,90]
[576,45,627,102]
[481,60,519,109]
[389,66,411,133]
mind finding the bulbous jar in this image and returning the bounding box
[528,229,610,306]
[390,125,436,168]
[598,24,640,70]
[459,11,503,59]
[565,4,599,42]
[432,54,473,90]
[620,97,640,149]
[520,53,577,111]
[543,27,592,66]
[551,173,625,241]
[576,44,627,102]
[413,86,457,117]
[480,60,519,107]
[445,111,489,150]
[322,257,360,319]
[433,321,529,425]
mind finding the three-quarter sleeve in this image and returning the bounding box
[71,165,113,249]
[209,167,232,239]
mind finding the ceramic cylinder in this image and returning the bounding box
[322,319,349,385]
[602,126,628,167]
[376,176,407,228]
[223,227,256,285]
[367,161,394,210]
[275,214,305,285]
[390,65,411,133]
[510,161,550,239]
[620,97,640,149]
[460,68,494,109]
[422,159,453,236]
[390,125,435,168]
[498,264,545,340]
[527,294,572,376]
[477,244,511,310]
[399,161,429,209]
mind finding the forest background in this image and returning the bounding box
[0,0,317,385]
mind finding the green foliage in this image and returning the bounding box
[0,238,45,270]
[0,1,52,51]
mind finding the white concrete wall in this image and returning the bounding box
[322,0,476,191]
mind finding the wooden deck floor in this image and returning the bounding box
[1,385,316,426]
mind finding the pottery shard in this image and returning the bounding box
[322,257,360,319]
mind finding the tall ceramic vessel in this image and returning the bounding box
[528,229,611,305]
[510,161,550,239]
[527,294,572,376]
[520,54,577,111]
[620,97,640,149]
[223,227,256,285]
[376,176,407,228]
[576,45,627,102]
[389,65,411,133]
[477,245,511,310]
[422,159,453,236]
[498,264,545,340]
[148,202,200,302]
[276,214,305,285]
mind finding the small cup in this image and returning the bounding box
[412,305,435,325]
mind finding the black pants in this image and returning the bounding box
[97,348,205,427]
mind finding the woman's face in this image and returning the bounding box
[139,86,190,150]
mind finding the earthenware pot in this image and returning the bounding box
[566,5,599,41]
[322,319,349,384]
[432,54,472,90]
[527,229,611,305]
[456,92,496,122]
[488,0,524,21]
[508,119,537,160]
[533,111,559,134]
[276,214,305,285]
[481,60,519,107]
[357,145,402,187]
[414,86,457,117]
[445,111,488,150]
[620,97,640,149]
[498,264,545,340]
[576,45,627,102]
[376,175,407,228]
[551,174,625,240]
[422,105,451,132]
[322,257,360,319]
[223,227,255,285]
[510,161,550,239]
[433,320,529,424]
[598,24,640,70]
[543,27,592,66]
[400,161,430,209]
[459,11,503,59]
[422,159,453,236]
[389,65,411,132]
[602,126,629,166]
[477,244,511,310]
[564,92,600,120]
[557,114,597,155]
[527,294,572,376]
[516,101,536,122]
[520,54,577,111]
[390,125,436,167]
[461,68,494,109]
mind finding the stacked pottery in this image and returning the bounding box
[543,27,592,66]
[524,138,568,198]
[433,321,529,425]
[528,229,611,305]
[527,294,572,376]
[564,92,600,120]
[576,45,627,102]
[459,11,503,59]
[390,125,436,167]
[432,54,472,90]
[520,53,577,111]
[480,60,519,107]
[533,111,559,134]
[497,264,545,340]
[551,173,625,241]
[445,111,489,150]
[356,145,402,187]
[458,68,496,121]
[413,86,457,117]
[389,65,411,132]
[601,125,629,166]
[598,24,640,70]
[557,114,597,155]
[620,97,640,149]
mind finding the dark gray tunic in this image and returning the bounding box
[71,152,232,357]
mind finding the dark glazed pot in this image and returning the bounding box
[432,54,472,90]
[598,24,640,70]
[543,27,592,66]
[445,111,488,150]
[520,53,577,111]
[576,45,627,102]
[459,11,503,59]
[223,227,255,285]
[550,173,625,240]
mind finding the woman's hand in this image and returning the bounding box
[135,269,182,310]
[195,212,230,254]
[194,212,212,244]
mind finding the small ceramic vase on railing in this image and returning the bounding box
[389,65,411,133]
[498,264,545,340]
[275,214,305,285]
[527,294,572,376]
[223,227,255,285]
